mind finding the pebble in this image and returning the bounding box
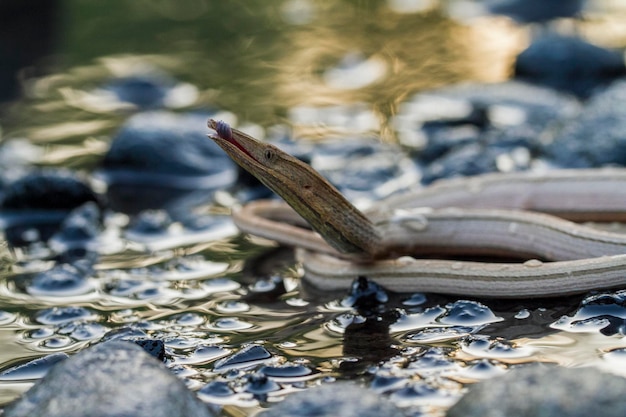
[3,341,215,417]
[446,364,626,417]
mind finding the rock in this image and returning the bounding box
[547,80,626,167]
[258,382,405,417]
[487,0,583,23]
[515,35,626,98]
[0,171,100,212]
[3,341,215,417]
[447,364,626,417]
[394,81,580,183]
[98,111,237,214]
[99,111,236,189]
[0,171,102,246]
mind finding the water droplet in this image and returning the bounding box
[451,262,464,271]
[523,259,543,268]
[389,209,429,231]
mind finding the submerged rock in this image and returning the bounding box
[515,35,626,98]
[446,364,626,417]
[258,382,404,417]
[3,341,215,417]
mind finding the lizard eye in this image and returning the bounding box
[264,149,274,161]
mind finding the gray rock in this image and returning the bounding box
[258,382,405,417]
[548,80,626,168]
[447,364,626,417]
[4,341,215,417]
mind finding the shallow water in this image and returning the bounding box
[1,1,626,416]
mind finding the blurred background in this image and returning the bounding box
[1,0,624,147]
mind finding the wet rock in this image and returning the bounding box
[487,0,583,23]
[547,80,626,167]
[257,382,404,417]
[447,364,626,417]
[395,81,580,183]
[341,276,390,315]
[100,111,235,188]
[0,353,69,381]
[101,327,166,361]
[515,35,626,98]
[214,344,273,372]
[0,171,101,246]
[98,112,237,214]
[3,341,215,417]
[0,171,99,212]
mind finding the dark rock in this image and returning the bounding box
[99,111,236,189]
[257,382,405,417]
[0,171,99,212]
[341,276,389,314]
[487,0,583,23]
[3,341,215,417]
[515,35,626,98]
[446,364,626,417]
[0,171,101,246]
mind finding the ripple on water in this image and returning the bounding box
[244,372,282,396]
[206,317,253,332]
[0,352,69,381]
[174,345,231,366]
[25,264,96,297]
[57,322,108,341]
[460,335,535,360]
[439,300,503,326]
[34,306,98,326]
[551,291,626,335]
[259,364,315,382]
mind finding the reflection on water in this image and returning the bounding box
[0,0,626,416]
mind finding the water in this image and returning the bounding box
[1,1,626,416]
